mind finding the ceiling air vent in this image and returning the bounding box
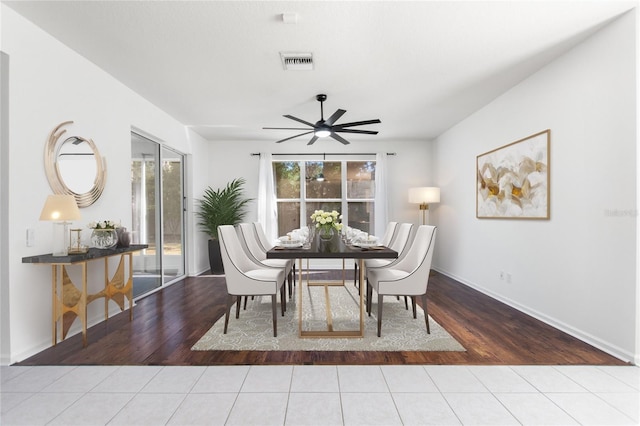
[280,52,314,71]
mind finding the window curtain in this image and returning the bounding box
[257,152,278,243]
[374,152,388,237]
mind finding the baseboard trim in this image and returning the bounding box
[190,267,210,277]
[433,267,636,365]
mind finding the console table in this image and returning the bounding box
[22,244,147,347]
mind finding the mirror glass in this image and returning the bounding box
[57,137,97,194]
[45,121,106,207]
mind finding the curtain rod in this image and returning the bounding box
[250,152,396,157]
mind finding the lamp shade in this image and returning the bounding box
[408,187,440,204]
[39,194,81,221]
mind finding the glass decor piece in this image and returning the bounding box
[91,229,118,249]
[69,228,88,254]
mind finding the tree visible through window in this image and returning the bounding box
[273,160,376,235]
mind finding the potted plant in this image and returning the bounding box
[196,177,252,274]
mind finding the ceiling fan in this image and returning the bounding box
[263,94,381,145]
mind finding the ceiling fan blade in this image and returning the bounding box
[333,119,381,128]
[307,135,319,145]
[275,130,314,143]
[332,128,379,135]
[330,132,350,145]
[284,114,315,127]
[324,109,346,126]
[263,127,313,130]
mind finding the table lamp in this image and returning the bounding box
[39,194,81,256]
[408,187,440,225]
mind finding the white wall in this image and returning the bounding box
[433,11,637,362]
[1,52,10,364]
[1,6,208,363]
[186,128,212,276]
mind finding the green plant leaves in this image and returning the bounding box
[196,177,253,240]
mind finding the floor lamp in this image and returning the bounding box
[39,194,81,256]
[408,187,440,225]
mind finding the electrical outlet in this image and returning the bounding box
[506,273,512,284]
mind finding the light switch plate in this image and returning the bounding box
[26,228,34,247]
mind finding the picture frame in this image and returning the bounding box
[476,129,550,219]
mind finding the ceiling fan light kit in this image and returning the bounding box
[264,94,381,145]
[314,126,331,138]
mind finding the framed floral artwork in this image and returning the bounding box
[476,129,550,219]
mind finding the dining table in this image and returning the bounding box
[267,236,397,338]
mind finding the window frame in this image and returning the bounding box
[273,158,376,235]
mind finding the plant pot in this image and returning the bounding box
[208,239,224,274]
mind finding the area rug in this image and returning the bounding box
[192,280,465,352]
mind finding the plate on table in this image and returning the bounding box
[353,240,381,248]
[277,238,303,248]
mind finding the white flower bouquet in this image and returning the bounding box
[310,210,343,237]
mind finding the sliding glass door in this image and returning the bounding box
[130,132,185,298]
[160,146,185,283]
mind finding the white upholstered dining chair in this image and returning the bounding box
[237,223,294,302]
[354,222,398,289]
[253,222,296,292]
[365,222,413,270]
[364,222,415,309]
[366,225,437,337]
[218,225,286,337]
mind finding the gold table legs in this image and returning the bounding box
[51,263,87,346]
[297,258,365,338]
[51,253,134,347]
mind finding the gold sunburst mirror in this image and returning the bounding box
[44,121,107,208]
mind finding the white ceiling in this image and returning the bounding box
[3,0,637,145]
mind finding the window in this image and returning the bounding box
[273,159,376,235]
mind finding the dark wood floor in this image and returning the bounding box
[17,271,628,366]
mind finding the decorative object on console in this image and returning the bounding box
[409,187,440,225]
[39,194,81,256]
[116,227,131,248]
[68,228,88,254]
[88,220,119,249]
[476,129,550,219]
[44,121,107,208]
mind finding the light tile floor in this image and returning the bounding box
[1,364,638,425]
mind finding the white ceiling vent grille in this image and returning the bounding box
[280,52,314,71]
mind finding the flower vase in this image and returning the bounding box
[319,227,334,241]
[91,229,118,249]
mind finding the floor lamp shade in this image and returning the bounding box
[408,187,440,206]
[39,195,81,256]
[409,187,440,224]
